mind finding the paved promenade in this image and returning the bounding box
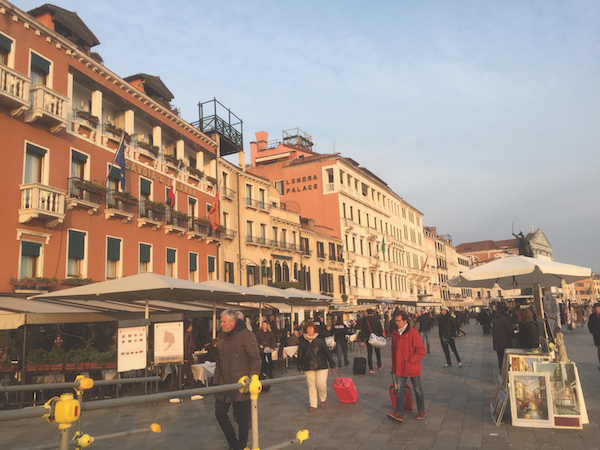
[5,321,600,449]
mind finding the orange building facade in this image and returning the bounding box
[1,2,222,295]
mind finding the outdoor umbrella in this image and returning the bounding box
[448,256,592,290]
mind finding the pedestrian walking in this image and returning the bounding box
[333,316,351,367]
[492,304,515,371]
[214,309,261,450]
[255,321,277,379]
[416,309,433,353]
[387,309,427,422]
[360,309,384,373]
[515,309,539,349]
[588,303,600,369]
[182,321,197,389]
[297,321,337,412]
[438,307,462,368]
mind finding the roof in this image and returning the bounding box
[28,4,100,47]
[124,73,174,101]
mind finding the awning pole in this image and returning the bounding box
[290,304,294,332]
[212,302,216,339]
[259,302,263,325]
[145,300,149,320]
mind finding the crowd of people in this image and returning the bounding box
[195,302,547,450]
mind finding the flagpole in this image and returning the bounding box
[104,134,126,186]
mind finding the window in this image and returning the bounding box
[274,261,282,283]
[275,180,284,195]
[272,227,279,246]
[245,184,252,205]
[258,188,265,208]
[357,209,361,225]
[246,221,253,242]
[281,229,287,248]
[362,182,368,197]
[0,33,12,65]
[30,52,50,86]
[24,143,46,184]
[316,241,325,259]
[20,241,42,278]
[301,237,309,254]
[139,243,151,273]
[208,255,216,279]
[106,237,121,279]
[189,252,198,282]
[70,150,88,198]
[329,243,336,261]
[225,261,235,284]
[306,267,312,291]
[282,262,290,282]
[166,248,177,277]
[339,275,346,295]
[259,223,266,245]
[188,197,197,220]
[360,240,364,255]
[67,230,86,277]
[339,169,344,184]
[327,169,334,183]
[342,203,346,218]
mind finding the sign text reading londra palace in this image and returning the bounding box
[125,161,198,196]
[285,175,318,194]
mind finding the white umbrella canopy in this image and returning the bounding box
[448,256,592,289]
[197,280,290,303]
[285,287,336,303]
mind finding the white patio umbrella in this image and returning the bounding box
[448,256,592,290]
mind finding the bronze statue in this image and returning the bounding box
[512,231,534,257]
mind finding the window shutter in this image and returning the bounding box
[108,165,121,180]
[26,143,47,156]
[167,248,176,263]
[107,238,120,261]
[22,241,41,257]
[72,150,88,163]
[0,34,12,52]
[140,179,152,196]
[68,231,85,260]
[208,256,215,273]
[31,53,50,74]
[189,253,197,272]
[140,244,151,263]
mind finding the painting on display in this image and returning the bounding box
[153,322,184,365]
[509,372,553,428]
[533,362,585,429]
[490,375,508,426]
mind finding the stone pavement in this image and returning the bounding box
[5,321,600,449]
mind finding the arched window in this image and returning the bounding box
[282,262,290,282]
[318,269,322,292]
[306,267,311,291]
[261,259,267,284]
[274,261,282,283]
[293,263,298,282]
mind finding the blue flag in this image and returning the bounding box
[115,136,126,190]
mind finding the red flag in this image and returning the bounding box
[208,189,220,231]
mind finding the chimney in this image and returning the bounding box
[238,151,246,171]
[255,131,268,151]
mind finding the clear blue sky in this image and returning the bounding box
[15,0,600,272]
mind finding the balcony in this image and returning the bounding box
[105,191,136,223]
[301,247,311,258]
[188,219,210,240]
[19,183,66,227]
[317,251,326,261]
[66,178,103,214]
[137,202,163,230]
[344,218,353,231]
[206,228,224,244]
[24,84,68,133]
[164,212,188,237]
[245,198,270,212]
[0,63,30,115]
[222,186,235,201]
[367,228,378,241]
[344,251,356,265]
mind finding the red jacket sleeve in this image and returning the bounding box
[408,329,426,364]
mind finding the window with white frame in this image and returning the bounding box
[208,255,216,279]
[0,33,14,66]
[189,252,198,282]
[274,180,284,195]
[30,52,50,87]
[24,143,46,184]
[166,248,177,277]
[20,241,42,278]
[139,243,152,273]
[106,237,121,279]
[67,230,86,277]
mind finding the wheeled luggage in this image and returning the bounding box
[390,383,413,411]
[353,357,366,374]
[333,376,359,403]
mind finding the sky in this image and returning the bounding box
[14,0,600,272]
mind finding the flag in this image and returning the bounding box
[113,135,126,190]
[208,188,220,231]
[421,251,429,270]
[166,161,181,208]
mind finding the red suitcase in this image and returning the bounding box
[333,376,359,404]
[390,383,413,411]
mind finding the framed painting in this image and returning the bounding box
[509,372,553,428]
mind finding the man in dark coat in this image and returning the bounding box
[492,304,515,372]
[416,309,433,353]
[214,309,261,450]
[333,316,351,366]
[438,307,462,368]
[360,309,384,373]
[182,321,197,389]
[588,303,600,368]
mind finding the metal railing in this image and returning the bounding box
[245,197,271,211]
[105,190,137,214]
[67,177,104,205]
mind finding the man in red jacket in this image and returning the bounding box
[388,309,426,422]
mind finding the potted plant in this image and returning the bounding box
[105,123,131,142]
[195,218,211,227]
[164,154,179,165]
[26,348,47,370]
[11,277,58,290]
[172,210,190,222]
[206,176,217,185]
[113,191,137,203]
[76,110,99,127]
[137,140,160,157]
[145,199,166,212]
[187,166,204,179]
[73,179,107,195]
[61,277,93,287]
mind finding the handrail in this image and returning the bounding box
[0,376,161,393]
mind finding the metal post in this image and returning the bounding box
[213,302,217,339]
[58,427,70,450]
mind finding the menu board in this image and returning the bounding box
[117,326,147,372]
[154,322,184,365]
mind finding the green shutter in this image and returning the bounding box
[72,150,88,163]
[31,53,50,74]
[140,179,152,196]
[22,241,41,257]
[68,230,85,260]
[140,244,151,263]
[189,253,197,272]
[167,248,176,263]
[107,237,120,261]
[0,34,12,53]
[108,165,121,180]
[208,256,215,273]
[26,143,47,156]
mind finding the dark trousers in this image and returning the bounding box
[496,349,506,372]
[440,337,461,365]
[182,360,196,388]
[366,343,382,370]
[260,353,273,378]
[215,398,251,450]
[335,339,349,366]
